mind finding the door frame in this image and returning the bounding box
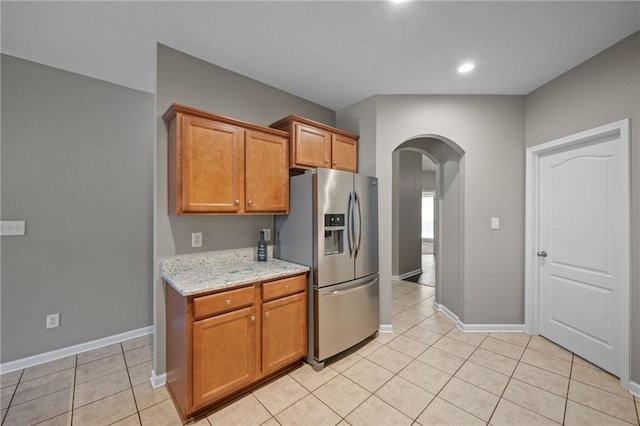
[524,118,630,389]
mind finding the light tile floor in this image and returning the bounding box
[2,281,639,425]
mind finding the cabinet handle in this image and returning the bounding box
[234,199,240,205]
[248,200,253,206]
[284,285,289,290]
[225,299,231,305]
[250,315,255,322]
[264,312,270,317]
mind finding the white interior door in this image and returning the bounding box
[536,124,629,377]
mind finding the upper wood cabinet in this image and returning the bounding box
[270,115,358,173]
[163,104,289,215]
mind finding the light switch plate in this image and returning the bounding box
[1,221,26,236]
[491,217,500,230]
[262,228,271,242]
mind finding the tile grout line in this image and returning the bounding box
[486,334,532,425]
[331,288,436,423]
[120,342,143,425]
[70,355,78,426]
[1,369,24,425]
[398,310,489,424]
[490,338,572,425]
[286,370,343,423]
[26,357,77,426]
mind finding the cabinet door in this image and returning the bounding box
[245,130,289,213]
[293,124,331,169]
[192,306,257,409]
[262,292,307,376]
[331,134,358,172]
[181,115,244,213]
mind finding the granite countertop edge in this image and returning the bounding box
[161,248,309,297]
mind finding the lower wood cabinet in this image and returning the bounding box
[192,306,257,408]
[262,292,306,376]
[165,273,307,422]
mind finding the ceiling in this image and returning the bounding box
[2,1,639,111]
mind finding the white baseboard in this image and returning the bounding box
[151,370,167,388]
[0,325,154,374]
[379,324,394,334]
[433,302,525,333]
[391,268,423,281]
[460,323,526,333]
[629,380,640,397]
[433,302,461,325]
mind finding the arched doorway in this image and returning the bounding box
[392,136,465,322]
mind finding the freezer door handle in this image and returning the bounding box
[322,277,378,297]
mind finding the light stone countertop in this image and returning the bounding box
[161,247,309,297]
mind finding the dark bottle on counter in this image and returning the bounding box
[257,231,267,262]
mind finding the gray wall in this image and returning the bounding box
[525,31,640,382]
[392,150,422,277]
[335,96,377,176]
[338,95,525,327]
[154,45,335,374]
[1,55,154,362]
[422,171,436,192]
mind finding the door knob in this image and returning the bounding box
[537,251,547,258]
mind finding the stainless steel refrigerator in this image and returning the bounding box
[276,168,379,370]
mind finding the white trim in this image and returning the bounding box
[525,118,631,390]
[629,381,640,398]
[391,268,423,281]
[460,323,526,333]
[0,326,153,374]
[150,370,167,388]
[378,324,394,333]
[434,302,525,333]
[433,302,460,325]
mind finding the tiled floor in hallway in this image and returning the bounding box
[2,280,639,425]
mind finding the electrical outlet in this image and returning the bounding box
[191,232,203,248]
[46,313,60,329]
[262,228,271,242]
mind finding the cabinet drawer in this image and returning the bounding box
[194,286,255,320]
[262,275,306,302]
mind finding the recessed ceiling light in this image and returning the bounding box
[391,0,408,3]
[458,62,475,74]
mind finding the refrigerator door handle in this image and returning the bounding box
[347,191,354,259]
[355,192,363,259]
[322,277,378,297]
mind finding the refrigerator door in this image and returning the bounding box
[315,274,379,361]
[353,174,379,279]
[315,169,356,287]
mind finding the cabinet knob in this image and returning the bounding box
[250,315,255,322]
[265,312,270,317]
[284,285,289,290]
[333,161,337,166]
[225,299,231,305]
[234,199,240,205]
[325,159,330,164]
[248,200,253,206]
